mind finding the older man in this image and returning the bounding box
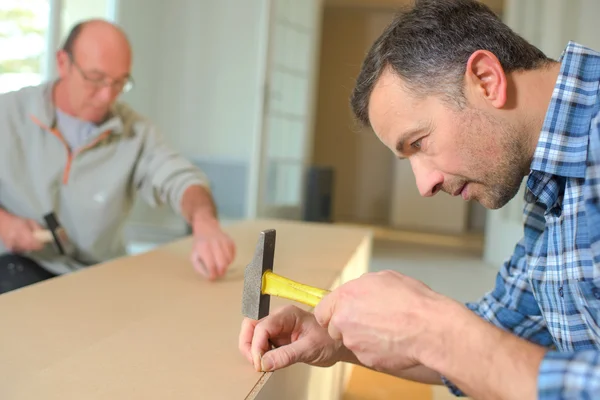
[240,0,600,399]
[0,19,235,293]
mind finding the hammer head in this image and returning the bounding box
[43,212,75,256]
[242,229,276,320]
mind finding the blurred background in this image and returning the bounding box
[3,0,600,305]
[3,0,599,397]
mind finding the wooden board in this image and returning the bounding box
[0,219,372,399]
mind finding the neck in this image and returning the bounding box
[511,62,562,165]
[52,79,76,117]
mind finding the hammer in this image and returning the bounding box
[32,212,75,256]
[242,229,330,320]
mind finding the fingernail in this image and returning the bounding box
[261,356,273,372]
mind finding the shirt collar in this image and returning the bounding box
[32,79,124,135]
[529,41,600,180]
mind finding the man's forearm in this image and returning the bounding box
[180,185,218,228]
[422,300,546,400]
[339,344,443,385]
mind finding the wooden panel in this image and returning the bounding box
[0,219,371,399]
[343,366,432,400]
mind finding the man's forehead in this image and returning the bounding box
[72,46,131,77]
[368,72,422,131]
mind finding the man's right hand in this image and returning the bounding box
[238,305,355,372]
[0,212,45,253]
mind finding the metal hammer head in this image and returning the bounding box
[43,212,74,256]
[242,229,276,320]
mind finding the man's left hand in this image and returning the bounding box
[190,217,236,281]
[313,270,460,375]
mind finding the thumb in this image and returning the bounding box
[26,219,43,232]
[261,340,308,371]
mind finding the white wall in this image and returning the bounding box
[117,0,264,162]
[116,0,164,119]
[61,0,110,40]
[115,0,269,235]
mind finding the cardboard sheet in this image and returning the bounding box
[0,219,371,399]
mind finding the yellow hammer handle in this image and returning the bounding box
[262,270,330,308]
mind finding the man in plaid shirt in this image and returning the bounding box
[238,0,600,398]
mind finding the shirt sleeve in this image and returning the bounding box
[441,236,555,396]
[537,350,600,399]
[133,121,211,216]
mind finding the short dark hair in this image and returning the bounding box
[350,0,553,127]
[61,22,85,55]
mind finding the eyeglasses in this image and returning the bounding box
[67,53,134,94]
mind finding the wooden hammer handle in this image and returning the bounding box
[33,229,54,243]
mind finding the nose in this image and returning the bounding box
[96,84,118,103]
[410,157,444,197]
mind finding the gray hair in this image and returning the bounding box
[350,0,553,127]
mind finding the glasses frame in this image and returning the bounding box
[66,52,134,94]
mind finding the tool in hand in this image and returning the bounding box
[242,229,330,320]
[32,212,75,256]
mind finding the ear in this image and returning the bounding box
[464,50,507,109]
[55,49,70,78]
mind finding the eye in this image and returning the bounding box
[410,138,423,150]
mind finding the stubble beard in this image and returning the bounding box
[463,110,531,210]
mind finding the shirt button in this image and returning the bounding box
[593,288,600,300]
[559,287,564,297]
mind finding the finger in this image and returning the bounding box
[210,241,228,278]
[193,244,217,280]
[200,245,218,280]
[216,239,235,276]
[190,251,209,278]
[239,318,258,364]
[25,219,43,231]
[250,308,300,371]
[228,237,236,261]
[260,339,311,371]
[24,232,44,251]
[326,319,343,342]
[19,230,43,252]
[313,290,337,330]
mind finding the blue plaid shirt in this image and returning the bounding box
[443,41,600,398]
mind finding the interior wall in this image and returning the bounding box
[117,0,163,119]
[120,0,262,162]
[115,0,267,240]
[312,8,396,225]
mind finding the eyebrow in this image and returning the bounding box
[395,123,430,158]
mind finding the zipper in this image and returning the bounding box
[30,115,111,184]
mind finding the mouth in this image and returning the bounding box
[452,183,467,197]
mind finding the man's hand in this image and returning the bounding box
[180,185,236,280]
[190,216,235,280]
[313,270,452,375]
[238,305,355,372]
[0,211,45,253]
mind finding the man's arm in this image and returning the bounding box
[422,299,547,400]
[132,121,235,279]
[132,122,213,219]
[421,298,600,400]
[436,235,554,397]
[180,184,219,231]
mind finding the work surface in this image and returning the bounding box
[0,219,372,399]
